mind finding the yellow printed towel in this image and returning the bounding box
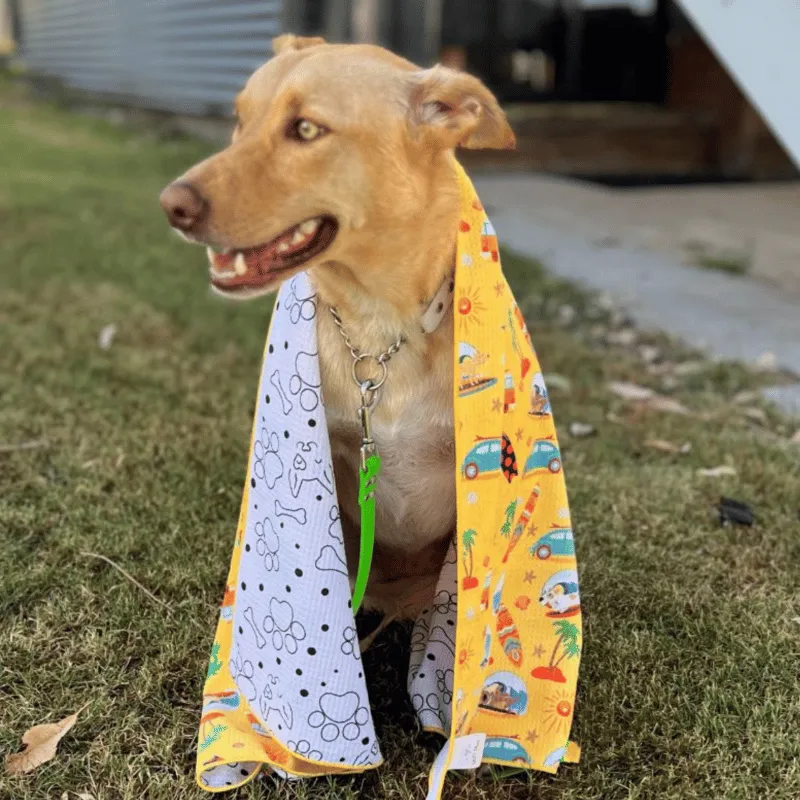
[196,164,581,797]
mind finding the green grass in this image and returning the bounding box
[2,75,800,800]
[685,244,751,276]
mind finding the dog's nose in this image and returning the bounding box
[159,181,208,232]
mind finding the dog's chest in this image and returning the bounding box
[323,355,456,554]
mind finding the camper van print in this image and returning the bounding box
[462,435,518,482]
[482,736,531,765]
[530,528,575,561]
[523,439,562,476]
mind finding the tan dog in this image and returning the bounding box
[160,35,515,617]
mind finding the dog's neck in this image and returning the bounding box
[308,157,460,353]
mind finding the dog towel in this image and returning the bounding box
[196,163,582,797]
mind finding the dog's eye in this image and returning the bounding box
[290,118,325,142]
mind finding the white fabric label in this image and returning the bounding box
[425,734,487,800]
[448,733,487,770]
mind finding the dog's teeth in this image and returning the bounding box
[277,241,290,253]
[234,253,247,275]
[206,246,216,266]
[299,219,319,235]
[291,230,305,245]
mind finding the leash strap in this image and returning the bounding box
[353,451,380,612]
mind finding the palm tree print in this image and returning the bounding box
[206,641,222,679]
[500,499,518,538]
[549,621,580,669]
[531,620,580,684]
[462,528,479,590]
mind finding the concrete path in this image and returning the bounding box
[473,173,800,414]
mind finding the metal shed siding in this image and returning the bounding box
[18,0,283,115]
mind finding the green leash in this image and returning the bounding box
[353,451,380,613]
[351,385,380,613]
[329,305,406,614]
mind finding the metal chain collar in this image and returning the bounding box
[328,306,405,408]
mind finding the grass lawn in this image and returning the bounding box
[1,75,799,800]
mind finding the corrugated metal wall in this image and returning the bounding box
[18,0,284,115]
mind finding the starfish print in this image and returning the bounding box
[526,729,539,744]
[465,607,475,620]
[515,427,525,442]
[523,570,536,584]
[526,525,539,539]
[532,643,545,658]
[494,282,504,297]
[491,398,502,413]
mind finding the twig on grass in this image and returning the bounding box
[79,551,172,613]
[0,438,49,453]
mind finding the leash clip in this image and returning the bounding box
[358,380,378,471]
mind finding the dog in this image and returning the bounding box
[159,35,515,617]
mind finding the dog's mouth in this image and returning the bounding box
[207,215,338,296]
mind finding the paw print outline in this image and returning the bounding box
[308,691,370,743]
[253,428,284,489]
[288,739,323,761]
[254,516,280,572]
[341,626,360,659]
[263,597,307,654]
[435,668,454,707]
[288,277,317,324]
[228,645,256,702]
[289,351,322,412]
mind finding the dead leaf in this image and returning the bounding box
[609,381,654,401]
[558,304,576,326]
[5,711,80,775]
[644,395,690,415]
[77,794,95,800]
[610,382,690,415]
[742,407,767,424]
[568,422,595,438]
[733,390,759,405]
[645,439,693,455]
[645,439,680,454]
[606,412,625,425]
[754,351,777,372]
[790,430,800,445]
[606,328,637,346]
[637,345,661,364]
[673,360,706,376]
[697,466,737,478]
[98,324,117,350]
[646,363,666,375]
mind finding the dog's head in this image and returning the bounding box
[159,36,514,301]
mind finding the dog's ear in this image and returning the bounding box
[409,65,515,151]
[272,34,327,55]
